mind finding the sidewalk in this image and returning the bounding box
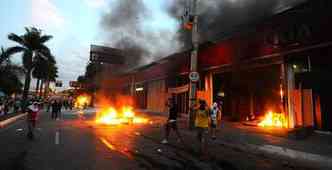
[139,110,332,169]
[0,112,26,128]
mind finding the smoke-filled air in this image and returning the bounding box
[101,0,307,67]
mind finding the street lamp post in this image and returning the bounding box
[184,0,199,129]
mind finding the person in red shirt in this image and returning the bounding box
[27,102,40,139]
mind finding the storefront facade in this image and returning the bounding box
[113,0,332,131]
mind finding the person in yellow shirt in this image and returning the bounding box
[195,99,209,157]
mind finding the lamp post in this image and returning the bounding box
[183,0,199,129]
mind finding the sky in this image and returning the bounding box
[0,0,176,89]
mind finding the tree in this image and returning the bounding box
[7,27,53,106]
[32,56,56,96]
[0,47,10,64]
[0,47,24,95]
[43,62,58,98]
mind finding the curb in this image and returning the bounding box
[256,144,332,168]
[0,113,27,128]
[181,130,332,169]
[215,138,332,169]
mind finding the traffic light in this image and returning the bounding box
[182,6,194,30]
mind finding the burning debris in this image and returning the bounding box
[95,106,148,125]
[74,95,91,109]
[258,111,288,128]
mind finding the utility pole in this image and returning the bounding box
[183,0,199,129]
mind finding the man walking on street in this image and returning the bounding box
[161,94,183,144]
[195,99,210,158]
[51,100,58,119]
[27,102,40,140]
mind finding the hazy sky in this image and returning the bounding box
[0,0,176,89]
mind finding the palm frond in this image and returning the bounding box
[1,47,25,65]
[40,35,53,43]
[6,46,26,55]
[8,33,25,46]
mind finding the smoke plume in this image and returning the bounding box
[166,0,307,44]
[101,0,307,68]
[101,0,181,68]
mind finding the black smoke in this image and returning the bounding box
[166,0,307,44]
[101,0,181,68]
[101,0,308,68]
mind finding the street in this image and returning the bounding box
[0,109,318,170]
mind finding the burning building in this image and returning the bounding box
[95,1,332,132]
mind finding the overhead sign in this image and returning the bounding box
[189,72,200,82]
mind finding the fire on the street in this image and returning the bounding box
[258,111,288,128]
[95,106,148,125]
[74,95,91,109]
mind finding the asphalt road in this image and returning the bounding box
[0,109,317,170]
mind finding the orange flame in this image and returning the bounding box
[258,111,288,128]
[95,106,148,125]
[74,95,91,109]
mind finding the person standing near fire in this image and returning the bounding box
[195,99,210,158]
[210,102,219,140]
[161,94,184,144]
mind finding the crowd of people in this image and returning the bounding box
[0,97,21,116]
[45,99,74,119]
[0,95,75,119]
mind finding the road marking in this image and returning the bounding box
[55,131,60,145]
[100,137,133,159]
[100,137,115,150]
[16,128,23,132]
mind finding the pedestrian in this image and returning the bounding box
[51,100,58,119]
[195,99,209,158]
[0,102,4,116]
[14,99,20,113]
[63,99,69,110]
[161,94,183,144]
[69,99,73,110]
[46,100,51,112]
[57,100,63,119]
[27,102,40,140]
[4,99,9,115]
[210,102,219,140]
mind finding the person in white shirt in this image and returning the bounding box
[210,102,219,140]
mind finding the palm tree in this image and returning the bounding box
[43,62,58,98]
[32,56,55,97]
[0,47,11,65]
[0,47,24,95]
[7,27,53,106]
